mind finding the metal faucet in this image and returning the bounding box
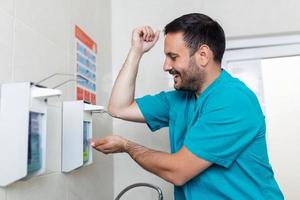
[115,183,163,200]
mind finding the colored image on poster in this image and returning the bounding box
[75,25,97,105]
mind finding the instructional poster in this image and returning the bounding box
[75,25,97,105]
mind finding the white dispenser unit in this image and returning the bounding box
[62,100,104,172]
[0,82,61,187]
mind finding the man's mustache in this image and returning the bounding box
[169,69,180,75]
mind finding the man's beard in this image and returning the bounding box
[171,58,205,93]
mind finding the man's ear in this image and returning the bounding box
[194,45,212,67]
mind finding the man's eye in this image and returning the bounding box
[170,56,177,61]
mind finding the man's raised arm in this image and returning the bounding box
[108,26,159,122]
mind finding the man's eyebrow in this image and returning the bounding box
[165,52,179,57]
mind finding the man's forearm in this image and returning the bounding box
[108,49,143,113]
[91,135,211,186]
[125,140,179,185]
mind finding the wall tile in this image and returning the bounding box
[13,19,68,87]
[15,0,69,49]
[66,192,81,200]
[0,188,5,200]
[65,163,113,200]
[46,103,63,173]
[6,174,66,200]
[0,47,13,84]
[0,0,15,16]
[0,9,14,83]
[0,9,13,48]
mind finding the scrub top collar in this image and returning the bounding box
[196,68,228,100]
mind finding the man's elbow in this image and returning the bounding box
[108,107,126,120]
[165,172,189,186]
[171,178,187,187]
[107,104,118,116]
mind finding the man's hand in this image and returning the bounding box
[91,135,212,186]
[90,135,128,154]
[131,26,160,54]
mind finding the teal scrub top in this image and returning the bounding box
[136,69,284,200]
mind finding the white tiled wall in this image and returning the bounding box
[15,0,69,50]
[0,0,113,199]
[6,174,67,200]
[46,104,63,173]
[0,188,5,200]
[13,19,68,83]
[0,8,13,83]
[0,0,15,16]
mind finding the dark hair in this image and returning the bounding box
[164,13,225,64]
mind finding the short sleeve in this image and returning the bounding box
[136,91,171,132]
[184,88,263,168]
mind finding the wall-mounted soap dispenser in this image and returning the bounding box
[0,82,61,187]
[62,100,104,172]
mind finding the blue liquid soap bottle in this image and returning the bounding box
[27,112,42,174]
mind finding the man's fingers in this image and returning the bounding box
[91,135,127,154]
[142,26,150,42]
[138,26,155,42]
[90,138,107,147]
[94,143,117,154]
[145,26,154,41]
[131,26,160,53]
[133,27,145,40]
[99,143,113,151]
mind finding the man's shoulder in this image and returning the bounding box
[211,74,256,99]
[203,76,260,110]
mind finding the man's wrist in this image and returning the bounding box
[123,138,129,153]
[129,47,144,59]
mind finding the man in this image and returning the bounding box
[91,13,283,199]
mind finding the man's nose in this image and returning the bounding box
[163,59,172,72]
